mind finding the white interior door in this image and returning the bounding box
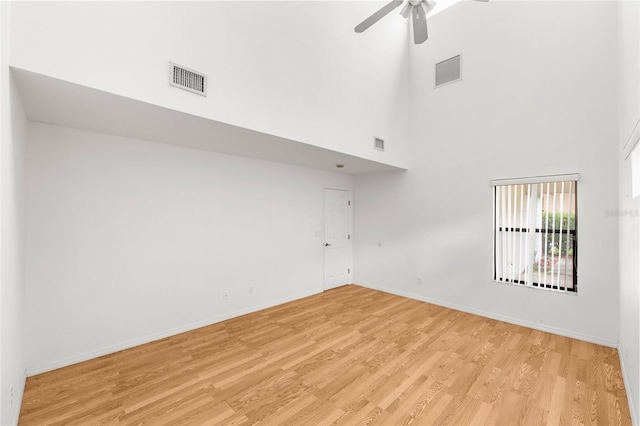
[323,188,351,290]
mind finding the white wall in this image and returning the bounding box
[354,1,620,346]
[25,122,353,373]
[0,2,27,424]
[9,1,409,169]
[617,1,640,423]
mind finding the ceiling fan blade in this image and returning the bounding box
[412,4,428,44]
[355,0,404,33]
[423,0,437,14]
[400,3,412,19]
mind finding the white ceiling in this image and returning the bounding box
[12,68,405,175]
[429,0,464,16]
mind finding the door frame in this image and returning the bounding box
[322,185,353,291]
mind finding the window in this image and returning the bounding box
[492,175,578,293]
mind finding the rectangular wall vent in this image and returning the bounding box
[435,55,461,88]
[374,137,385,151]
[169,62,207,96]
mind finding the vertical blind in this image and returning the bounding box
[492,176,578,293]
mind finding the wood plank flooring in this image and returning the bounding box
[19,285,632,425]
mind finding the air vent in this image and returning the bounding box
[435,55,461,88]
[374,137,385,151]
[169,62,207,96]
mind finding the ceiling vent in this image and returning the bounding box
[435,55,461,88]
[374,137,385,151]
[169,62,207,96]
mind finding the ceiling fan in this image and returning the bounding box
[355,0,488,44]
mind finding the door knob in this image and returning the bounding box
[324,243,331,247]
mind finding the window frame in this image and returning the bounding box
[491,174,579,294]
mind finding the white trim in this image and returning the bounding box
[490,173,580,186]
[10,370,27,426]
[618,345,639,426]
[622,118,640,160]
[493,278,578,295]
[357,282,618,348]
[322,185,353,193]
[26,289,321,376]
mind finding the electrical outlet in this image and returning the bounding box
[249,286,253,295]
[222,292,229,301]
[417,278,422,285]
[9,384,13,407]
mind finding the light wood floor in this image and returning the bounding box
[20,285,631,425]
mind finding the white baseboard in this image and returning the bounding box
[26,289,321,376]
[10,369,27,426]
[618,344,639,426]
[357,282,618,348]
